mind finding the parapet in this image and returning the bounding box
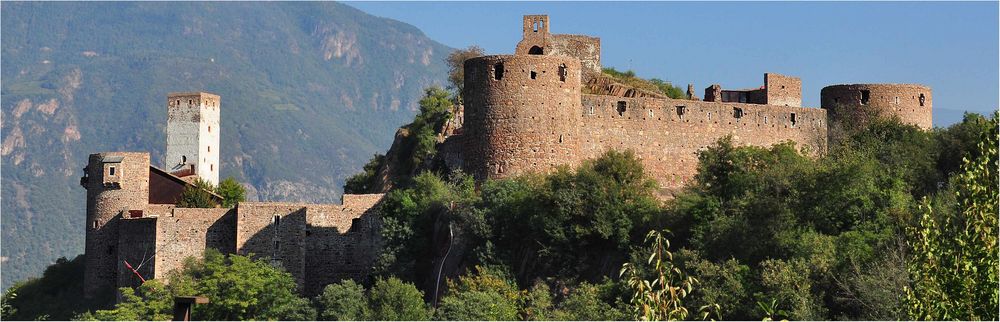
[702,73,801,107]
[514,15,602,76]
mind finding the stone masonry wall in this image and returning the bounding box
[83,152,149,299]
[235,203,309,287]
[165,92,220,185]
[153,207,236,280]
[579,95,827,193]
[820,84,932,129]
[303,193,384,296]
[462,55,584,180]
[765,73,802,107]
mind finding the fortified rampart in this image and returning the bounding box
[821,84,932,129]
[443,15,928,194]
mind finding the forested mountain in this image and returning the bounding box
[0,2,451,289]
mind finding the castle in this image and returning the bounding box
[81,15,932,301]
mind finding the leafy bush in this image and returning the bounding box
[601,67,686,99]
[216,177,246,208]
[367,277,431,320]
[315,280,368,321]
[177,178,218,208]
[344,154,386,194]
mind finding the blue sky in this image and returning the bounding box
[347,1,999,126]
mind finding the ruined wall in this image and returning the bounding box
[514,15,601,76]
[82,152,149,299]
[578,95,827,193]
[235,203,308,287]
[165,92,220,185]
[234,196,384,295]
[153,207,236,280]
[462,55,583,180]
[765,73,802,107]
[303,194,384,295]
[820,84,932,129]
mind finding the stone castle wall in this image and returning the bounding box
[821,84,932,129]
[765,73,802,107]
[462,55,584,180]
[578,95,827,191]
[83,152,150,299]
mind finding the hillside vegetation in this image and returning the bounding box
[0,2,451,289]
[7,86,993,321]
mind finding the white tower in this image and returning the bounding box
[165,92,220,186]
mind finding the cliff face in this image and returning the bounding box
[1,2,451,289]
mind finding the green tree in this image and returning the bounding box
[620,230,712,321]
[905,113,998,320]
[75,280,173,321]
[553,282,628,321]
[434,266,521,321]
[367,277,431,320]
[177,178,218,208]
[4,255,92,321]
[344,154,386,194]
[216,177,246,208]
[315,280,369,321]
[168,250,315,320]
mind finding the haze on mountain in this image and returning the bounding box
[0,1,451,289]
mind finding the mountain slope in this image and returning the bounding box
[1,2,451,288]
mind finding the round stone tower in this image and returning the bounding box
[80,152,149,300]
[461,55,582,179]
[821,84,932,129]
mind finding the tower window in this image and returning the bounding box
[790,113,797,126]
[175,100,180,105]
[919,94,925,106]
[558,64,567,82]
[208,126,211,133]
[210,164,214,171]
[528,46,543,55]
[860,90,870,105]
[189,99,193,105]
[182,155,187,163]
[733,107,743,119]
[108,166,116,176]
[588,105,594,115]
[617,101,627,116]
[493,63,504,80]
[273,215,281,227]
[93,220,98,229]
[676,106,686,117]
[208,146,211,152]
[530,70,537,79]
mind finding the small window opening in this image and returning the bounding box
[648,110,654,118]
[616,101,627,116]
[273,215,281,227]
[493,63,504,80]
[533,21,539,32]
[189,99,193,105]
[558,64,567,82]
[733,107,743,119]
[588,105,595,115]
[676,106,686,117]
[919,94,925,106]
[833,97,839,104]
[528,46,543,55]
[208,126,211,133]
[175,100,180,105]
[530,70,537,79]
[109,166,116,176]
[790,113,797,126]
[559,134,564,143]
[894,97,900,104]
[274,240,280,252]
[210,164,214,171]
[860,90,870,105]
[182,155,187,163]
[93,220,99,229]
[208,146,211,153]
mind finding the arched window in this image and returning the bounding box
[528,46,543,55]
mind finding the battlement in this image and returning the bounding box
[515,15,602,75]
[166,92,220,186]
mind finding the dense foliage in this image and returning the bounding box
[905,113,998,320]
[1,255,93,321]
[344,154,386,194]
[177,178,219,208]
[216,177,247,208]
[75,249,316,321]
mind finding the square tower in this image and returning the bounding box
[165,92,220,186]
